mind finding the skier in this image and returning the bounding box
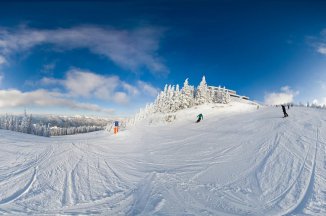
[287,104,290,109]
[196,113,203,123]
[114,121,119,134]
[281,105,288,117]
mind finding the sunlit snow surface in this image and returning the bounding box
[1,102,326,215]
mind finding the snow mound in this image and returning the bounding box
[138,101,258,126]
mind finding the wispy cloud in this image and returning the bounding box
[4,68,158,113]
[309,29,326,56]
[63,69,120,99]
[137,80,159,97]
[41,62,56,75]
[0,55,6,65]
[0,73,3,86]
[38,68,159,104]
[317,46,326,55]
[264,86,299,105]
[0,89,114,113]
[0,55,6,87]
[0,25,168,75]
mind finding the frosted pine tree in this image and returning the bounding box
[9,115,15,131]
[20,113,29,133]
[172,84,182,112]
[27,114,33,134]
[156,84,168,113]
[181,78,195,108]
[195,76,208,105]
[153,93,161,113]
[207,88,214,103]
[224,90,231,103]
[211,86,231,104]
[163,85,171,112]
[168,85,176,112]
[213,88,223,103]
[15,117,20,132]
[154,91,162,113]
[221,87,231,104]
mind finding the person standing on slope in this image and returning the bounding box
[196,113,203,123]
[281,105,288,117]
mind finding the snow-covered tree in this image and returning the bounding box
[195,76,209,105]
[20,112,29,133]
[181,78,195,108]
[221,87,231,104]
[0,110,104,137]
[171,84,182,112]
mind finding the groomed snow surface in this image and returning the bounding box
[1,102,326,215]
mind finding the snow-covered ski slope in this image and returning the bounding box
[1,102,326,215]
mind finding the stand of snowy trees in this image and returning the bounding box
[0,111,104,137]
[0,111,50,137]
[49,125,103,136]
[130,76,231,124]
[296,102,326,109]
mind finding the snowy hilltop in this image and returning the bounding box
[129,76,252,125]
[1,103,326,215]
[5,77,325,216]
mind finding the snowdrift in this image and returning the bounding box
[135,101,258,126]
[1,103,326,215]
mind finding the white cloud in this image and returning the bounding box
[317,46,326,55]
[122,82,139,96]
[113,92,129,104]
[0,55,6,65]
[0,89,114,113]
[317,80,326,90]
[0,25,168,75]
[280,86,290,92]
[40,77,61,85]
[264,86,299,105]
[137,80,159,96]
[41,69,124,102]
[37,68,159,104]
[41,63,56,74]
[64,69,120,98]
[0,73,3,85]
[311,29,326,56]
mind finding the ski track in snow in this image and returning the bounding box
[1,103,326,215]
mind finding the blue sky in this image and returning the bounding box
[1,0,326,116]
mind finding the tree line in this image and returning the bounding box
[0,111,104,137]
